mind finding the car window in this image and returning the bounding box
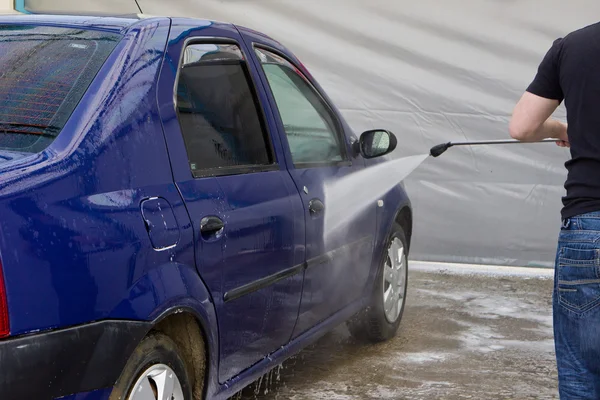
[0,25,121,157]
[255,47,344,165]
[175,43,273,175]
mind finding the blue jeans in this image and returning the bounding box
[555,212,600,398]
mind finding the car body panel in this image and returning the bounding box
[156,20,306,383]
[0,16,183,335]
[59,388,113,400]
[239,27,378,336]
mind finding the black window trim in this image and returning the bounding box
[173,36,279,179]
[252,43,352,169]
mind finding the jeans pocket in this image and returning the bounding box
[557,245,600,313]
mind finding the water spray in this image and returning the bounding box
[429,138,559,158]
[323,137,560,242]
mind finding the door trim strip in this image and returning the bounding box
[222,235,373,302]
[223,263,305,302]
[305,235,373,269]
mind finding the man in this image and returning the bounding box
[510,23,600,399]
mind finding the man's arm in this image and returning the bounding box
[509,91,568,146]
[510,37,569,147]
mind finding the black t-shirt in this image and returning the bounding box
[527,22,600,219]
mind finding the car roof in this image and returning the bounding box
[0,12,284,55]
[0,13,221,34]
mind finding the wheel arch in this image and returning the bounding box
[151,307,210,399]
[108,263,221,399]
[394,205,413,254]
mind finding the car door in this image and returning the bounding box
[157,22,305,382]
[243,36,378,337]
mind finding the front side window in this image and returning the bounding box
[0,25,121,158]
[255,47,344,165]
[175,43,272,175]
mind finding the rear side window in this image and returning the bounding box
[175,43,273,176]
[0,25,121,155]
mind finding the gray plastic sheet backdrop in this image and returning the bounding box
[22,0,600,267]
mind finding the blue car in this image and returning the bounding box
[0,13,412,400]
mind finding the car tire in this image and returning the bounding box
[347,222,408,343]
[109,332,193,400]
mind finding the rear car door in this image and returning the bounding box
[157,22,305,382]
[243,35,378,337]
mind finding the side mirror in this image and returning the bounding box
[354,129,398,159]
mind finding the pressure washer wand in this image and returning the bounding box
[429,138,559,158]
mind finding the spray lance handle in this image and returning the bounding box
[429,138,559,158]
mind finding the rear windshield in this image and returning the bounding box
[0,25,122,157]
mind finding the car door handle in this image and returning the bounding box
[200,216,224,237]
[309,198,325,216]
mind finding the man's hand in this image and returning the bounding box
[554,122,569,148]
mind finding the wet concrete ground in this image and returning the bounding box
[232,262,558,399]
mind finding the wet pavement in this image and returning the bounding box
[232,262,558,399]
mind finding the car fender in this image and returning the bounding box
[108,262,219,391]
[363,181,412,296]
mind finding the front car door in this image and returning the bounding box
[242,32,378,337]
[157,21,305,382]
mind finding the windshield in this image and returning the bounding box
[0,25,122,156]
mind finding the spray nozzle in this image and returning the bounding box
[429,142,453,158]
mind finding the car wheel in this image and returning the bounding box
[347,222,408,343]
[109,332,193,400]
